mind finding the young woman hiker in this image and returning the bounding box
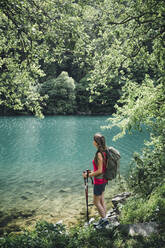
[83,133,109,228]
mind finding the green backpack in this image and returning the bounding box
[104,147,121,180]
[95,146,121,180]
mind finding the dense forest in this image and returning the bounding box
[2,0,164,116]
[1,0,165,115]
[0,0,165,247]
[0,0,123,116]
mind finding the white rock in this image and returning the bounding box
[89,218,95,224]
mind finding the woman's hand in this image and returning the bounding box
[89,172,93,177]
[82,171,87,178]
[82,170,92,178]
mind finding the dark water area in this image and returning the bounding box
[0,116,150,229]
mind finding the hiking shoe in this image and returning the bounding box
[93,218,104,226]
[95,219,109,229]
[93,218,109,227]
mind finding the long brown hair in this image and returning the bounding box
[94,133,107,165]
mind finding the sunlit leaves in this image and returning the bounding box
[96,0,165,136]
[103,77,165,140]
[0,0,164,118]
[41,71,76,114]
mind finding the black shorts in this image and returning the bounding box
[94,183,107,196]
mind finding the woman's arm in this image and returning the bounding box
[89,152,103,177]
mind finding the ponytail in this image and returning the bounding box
[94,133,107,165]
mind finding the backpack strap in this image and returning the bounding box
[94,151,106,179]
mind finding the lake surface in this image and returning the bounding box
[0,116,150,227]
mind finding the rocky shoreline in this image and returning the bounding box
[0,191,159,237]
[102,192,158,237]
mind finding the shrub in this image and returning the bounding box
[0,221,69,248]
[127,147,165,197]
[120,184,165,224]
[41,71,76,114]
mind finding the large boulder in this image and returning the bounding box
[119,222,158,237]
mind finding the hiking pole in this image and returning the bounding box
[83,169,90,223]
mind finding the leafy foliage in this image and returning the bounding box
[41,71,76,114]
[1,0,165,116]
[0,0,51,117]
[0,0,126,116]
[0,221,69,248]
[127,147,165,196]
[75,75,91,114]
[120,184,165,224]
[0,220,164,248]
[100,0,165,199]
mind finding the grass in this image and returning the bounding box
[0,220,164,248]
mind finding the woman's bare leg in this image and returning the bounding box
[93,194,106,218]
[100,192,106,215]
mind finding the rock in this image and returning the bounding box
[58,188,71,193]
[21,196,28,200]
[54,220,63,226]
[80,211,85,216]
[89,218,95,224]
[106,209,115,217]
[123,192,131,197]
[106,209,119,220]
[109,215,118,222]
[19,209,35,218]
[106,221,120,230]
[0,215,12,227]
[58,189,66,193]
[53,220,63,230]
[119,222,158,237]
[111,192,131,211]
[4,224,22,234]
[112,192,131,206]
[106,207,120,219]
[106,215,120,229]
[106,210,120,229]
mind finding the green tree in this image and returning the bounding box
[41,71,76,115]
[0,0,82,116]
[75,75,91,114]
[99,0,165,195]
[0,0,52,117]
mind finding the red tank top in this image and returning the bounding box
[92,152,108,185]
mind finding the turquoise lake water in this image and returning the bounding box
[0,116,150,225]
